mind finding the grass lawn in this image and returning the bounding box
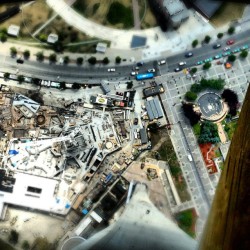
[175,209,197,238]
[210,3,246,27]
[193,123,201,137]
[224,120,238,140]
[0,239,15,250]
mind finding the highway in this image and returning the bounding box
[0,28,249,83]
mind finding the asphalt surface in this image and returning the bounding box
[0,28,249,83]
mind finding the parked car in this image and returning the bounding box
[175,67,181,72]
[147,68,155,73]
[158,60,166,65]
[108,68,115,72]
[185,52,193,57]
[131,71,137,76]
[214,54,222,59]
[137,61,144,66]
[241,45,249,50]
[223,51,231,57]
[16,58,24,64]
[213,44,221,49]
[204,57,213,62]
[226,39,235,45]
[233,48,240,53]
[196,61,203,65]
[179,61,186,66]
[224,47,230,51]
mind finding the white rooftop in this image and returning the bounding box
[7,25,20,37]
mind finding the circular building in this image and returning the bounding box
[61,236,85,250]
[197,92,228,122]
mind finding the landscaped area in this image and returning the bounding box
[175,208,197,238]
[223,119,238,140]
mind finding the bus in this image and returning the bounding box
[136,73,154,81]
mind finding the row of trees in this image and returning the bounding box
[198,121,220,144]
[221,89,239,116]
[192,26,235,48]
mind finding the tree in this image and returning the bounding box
[190,83,202,93]
[23,50,30,59]
[204,35,211,44]
[115,56,121,64]
[72,82,81,89]
[102,57,109,64]
[185,91,197,101]
[190,67,197,74]
[182,102,201,126]
[17,75,24,83]
[49,53,57,63]
[177,210,193,228]
[198,121,220,144]
[240,50,248,58]
[8,230,19,245]
[60,82,66,89]
[4,72,10,79]
[32,78,41,86]
[36,52,44,62]
[192,39,198,48]
[221,89,239,116]
[203,62,211,70]
[38,33,47,42]
[228,26,235,35]
[10,47,17,57]
[200,78,224,90]
[63,56,70,64]
[88,56,97,65]
[22,240,30,250]
[53,41,64,53]
[127,81,133,89]
[217,33,223,39]
[228,54,236,62]
[0,32,7,42]
[76,57,83,65]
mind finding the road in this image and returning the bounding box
[0,28,249,84]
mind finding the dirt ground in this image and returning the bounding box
[0,207,67,249]
[123,161,172,219]
[210,3,246,27]
[138,0,157,29]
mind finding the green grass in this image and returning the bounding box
[0,239,15,250]
[107,2,134,29]
[175,209,197,238]
[224,120,238,140]
[193,123,201,137]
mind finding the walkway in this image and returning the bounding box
[132,0,141,30]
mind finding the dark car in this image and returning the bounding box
[175,67,181,72]
[213,44,221,49]
[16,59,24,64]
[133,118,138,125]
[185,52,193,57]
[137,62,144,66]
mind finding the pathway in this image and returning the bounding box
[132,0,141,30]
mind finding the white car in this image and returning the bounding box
[179,62,186,66]
[224,47,230,51]
[108,68,115,72]
[147,68,156,73]
[158,60,166,65]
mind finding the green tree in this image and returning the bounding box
[177,210,193,227]
[60,82,66,89]
[240,50,248,58]
[23,50,30,59]
[217,32,223,39]
[88,56,97,65]
[10,47,17,57]
[39,33,47,42]
[76,57,83,65]
[8,230,19,245]
[190,83,202,93]
[4,72,10,79]
[63,56,70,64]
[17,75,24,83]
[203,62,211,70]
[36,52,44,62]
[102,57,109,64]
[115,56,121,64]
[228,26,235,35]
[204,35,211,44]
[72,82,81,89]
[190,68,197,74]
[182,102,201,126]
[32,78,41,85]
[228,54,236,62]
[198,121,220,144]
[185,91,197,101]
[192,39,198,48]
[49,53,57,63]
[127,81,133,89]
[0,32,7,42]
[22,240,30,250]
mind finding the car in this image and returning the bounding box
[131,71,137,76]
[185,52,193,57]
[214,54,222,59]
[137,62,144,66]
[196,61,203,65]
[147,68,155,73]
[223,51,232,57]
[204,57,213,63]
[192,74,197,78]
[227,39,235,45]
[133,118,138,125]
[108,68,115,72]
[179,61,186,66]
[224,47,230,51]
[175,67,181,72]
[16,58,24,64]
[213,44,221,49]
[233,48,240,53]
[116,92,123,96]
[158,60,166,65]
[241,45,249,50]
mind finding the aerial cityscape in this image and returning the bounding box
[0,0,249,249]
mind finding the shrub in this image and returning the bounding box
[88,56,96,65]
[49,53,57,63]
[115,56,121,64]
[0,32,7,42]
[38,33,47,42]
[102,57,109,64]
[36,52,44,62]
[8,230,19,245]
[204,35,211,44]
[203,62,211,70]
[127,81,133,89]
[217,33,223,39]
[240,50,248,58]
[192,40,198,48]
[17,75,24,83]
[10,47,17,57]
[76,57,83,65]
[21,240,30,250]
[190,68,197,74]
[23,50,30,59]
[63,56,70,64]
[4,72,10,79]
[185,91,197,101]
[228,26,235,35]
[228,54,236,62]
